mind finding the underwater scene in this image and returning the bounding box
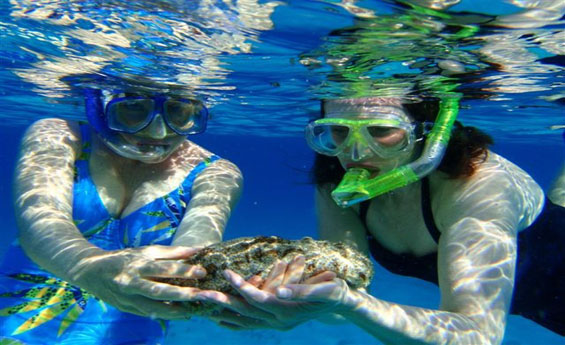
[0,0,563,344]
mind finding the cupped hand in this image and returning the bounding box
[196,255,352,330]
[69,245,206,319]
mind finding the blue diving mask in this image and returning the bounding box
[84,88,207,163]
[105,95,208,136]
[85,88,208,137]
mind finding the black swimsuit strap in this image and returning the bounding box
[421,177,441,243]
[362,178,441,284]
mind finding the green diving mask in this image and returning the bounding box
[305,112,424,159]
[329,96,461,207]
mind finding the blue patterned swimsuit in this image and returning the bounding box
[0,125,220,344]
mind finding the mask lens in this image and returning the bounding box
[329,125,350,145]
[363,124,411,158]
[107,99,154,132]
[366,126,408,149]
[306,123,350,155]
[164,100,206,134]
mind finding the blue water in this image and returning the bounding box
[1,0,564,344]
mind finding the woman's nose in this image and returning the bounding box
[349,141,372,161]
[144,113,168,139]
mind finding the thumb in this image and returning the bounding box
[143,245,202,260]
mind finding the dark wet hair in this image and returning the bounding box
[312,99,494,185]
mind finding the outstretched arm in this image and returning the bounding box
[267,160,542,344]
[171,157,242,247]
[15,119,97,278]
[209,157,543,344]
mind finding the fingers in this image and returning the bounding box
[224,269,272,304]
[303,271,336,284]
[262,255,305,292]
[195,289,274,320]
[222,269,301,319]
[139,260,206,279]
[142,245,202,260]
[282,255,305,285]
[194,290,243,307]
[247,275,263,287]
[276,279,349,305]
[219,268,338,329]
[261,260,287,292]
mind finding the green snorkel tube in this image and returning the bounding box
[310,6,477,208]
[331,93,461,208]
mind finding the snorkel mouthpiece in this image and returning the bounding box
[331,95,461,207]
[331,168,371,205]
[332,166,419,207]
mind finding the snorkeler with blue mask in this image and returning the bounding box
[3,81,243,343]
[85,88,209,163]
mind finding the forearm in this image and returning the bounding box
[339,290,498,345]
[16,177,103,285]
[18,213,104,285]
[171,213,225,247]
[170,192,230,247]
[171,158,242,248]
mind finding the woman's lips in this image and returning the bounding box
[120,134,170,147]
[136,141,169,146]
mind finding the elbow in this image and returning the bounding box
[451,314,506,345]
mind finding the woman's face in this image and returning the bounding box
[114,117,186,163]
[323,98,418,176]
[99,93,187,164]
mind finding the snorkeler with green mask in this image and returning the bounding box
[199,96,565,344]
[306,95,459,207]
[186,0,565,341]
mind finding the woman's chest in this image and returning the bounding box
[365,190,438,256]
[88,156,191,218]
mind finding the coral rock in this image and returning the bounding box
[161,236,373,315]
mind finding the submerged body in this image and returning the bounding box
[0,89,242,343]
[195,97,564,344]
[317,150,564,338]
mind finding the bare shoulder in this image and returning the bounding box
[175,140,242,184]
[20,118,82,156]
[431,151,544,231]
[15,119,82,206]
